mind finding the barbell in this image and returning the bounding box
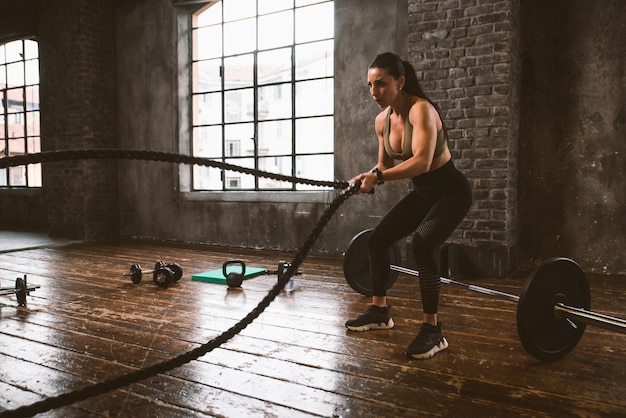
[343,229,626,362]
[0,275,41,307]
[123,261,183,288]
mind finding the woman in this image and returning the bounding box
[346,52,472,360]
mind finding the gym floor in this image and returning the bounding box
[0,235,625,417]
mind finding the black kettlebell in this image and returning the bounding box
[223,259,246,288]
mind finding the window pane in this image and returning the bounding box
[27,135,40,153]
[193,92,222,125]
[295,116,332,153]
[8,137,25,155]
[295,78,333,117]
[258,119,292,156]
[258,48,292,84]
[9,113,24,138]
[295,154,333,190]
[224,19,256,55]
[194,125,222,157]
[0,64,6,85]
[258,10,293,50]
[9,166,26,186]
[259,0,293,14]
[24,40,38,59]
[225,88,254,123]
[7,62,24,87]
[194,58,222,92]
[0,169,6,186]
[223,0,256,22]
[295,40,333,80]
[258,156,292,189]
[223,54,254,89]
[225,122,254,155]
[26,86,39,110]
[0,116,5,139]
[225,157,254,189]
[196,2,222,27]
[25,59,39,85]
[193,165,221,190]
[296,0,324,6]
[258,83,291,120]
[0,44,4,65]
[7,88,23,112]
[5,41,22,63]
[26,111,39,136]
[295,2,333,43]
[27,163,42,187]
[194,26,222,60]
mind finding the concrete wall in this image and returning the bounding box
[519,0,626,274]
[1,0,625,276]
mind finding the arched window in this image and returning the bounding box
[190,0,334,191]
[0,38,41,188]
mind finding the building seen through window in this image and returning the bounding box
[191,0,334,191]
[0,38,41,188]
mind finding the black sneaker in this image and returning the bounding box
[345,305,394,332]
[405,322,448,359]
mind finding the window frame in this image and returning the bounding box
[0,37,42,188]
[178,0,335,201]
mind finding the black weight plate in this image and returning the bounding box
[153,267,174,288]
[517,257,590,362]
[343,229,401,296]
[168,263,183,282]
[15,277,27,307]
[130,264,142,284]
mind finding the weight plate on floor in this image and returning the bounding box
[343,229,401,296]
[15,277,27,307]
[153,267,174,288]
[130,264,143,284]
[517,257,590,362]
[168,263,183,282]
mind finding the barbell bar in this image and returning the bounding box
[554,303,626,333]
[343,229,626,362]
[389,264,520,303]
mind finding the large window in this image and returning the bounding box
[0,39,41,188]
[191,0,334,191]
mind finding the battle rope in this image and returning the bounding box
[0,149,349,189]
[0,149,359,417]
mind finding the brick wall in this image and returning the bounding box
[38,0,119,240]
[408,0,520,277]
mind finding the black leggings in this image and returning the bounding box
[368,160,472,314]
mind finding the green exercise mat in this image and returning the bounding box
[191,266,267,284]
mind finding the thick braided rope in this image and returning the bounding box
[0,149,349,189]
[0,149,358,417]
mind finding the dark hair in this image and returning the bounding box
[369,52,427,99]
[369,52,447,138]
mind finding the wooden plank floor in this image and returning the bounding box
[1,239,625,417]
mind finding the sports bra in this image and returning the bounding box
[382,104,447,161]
